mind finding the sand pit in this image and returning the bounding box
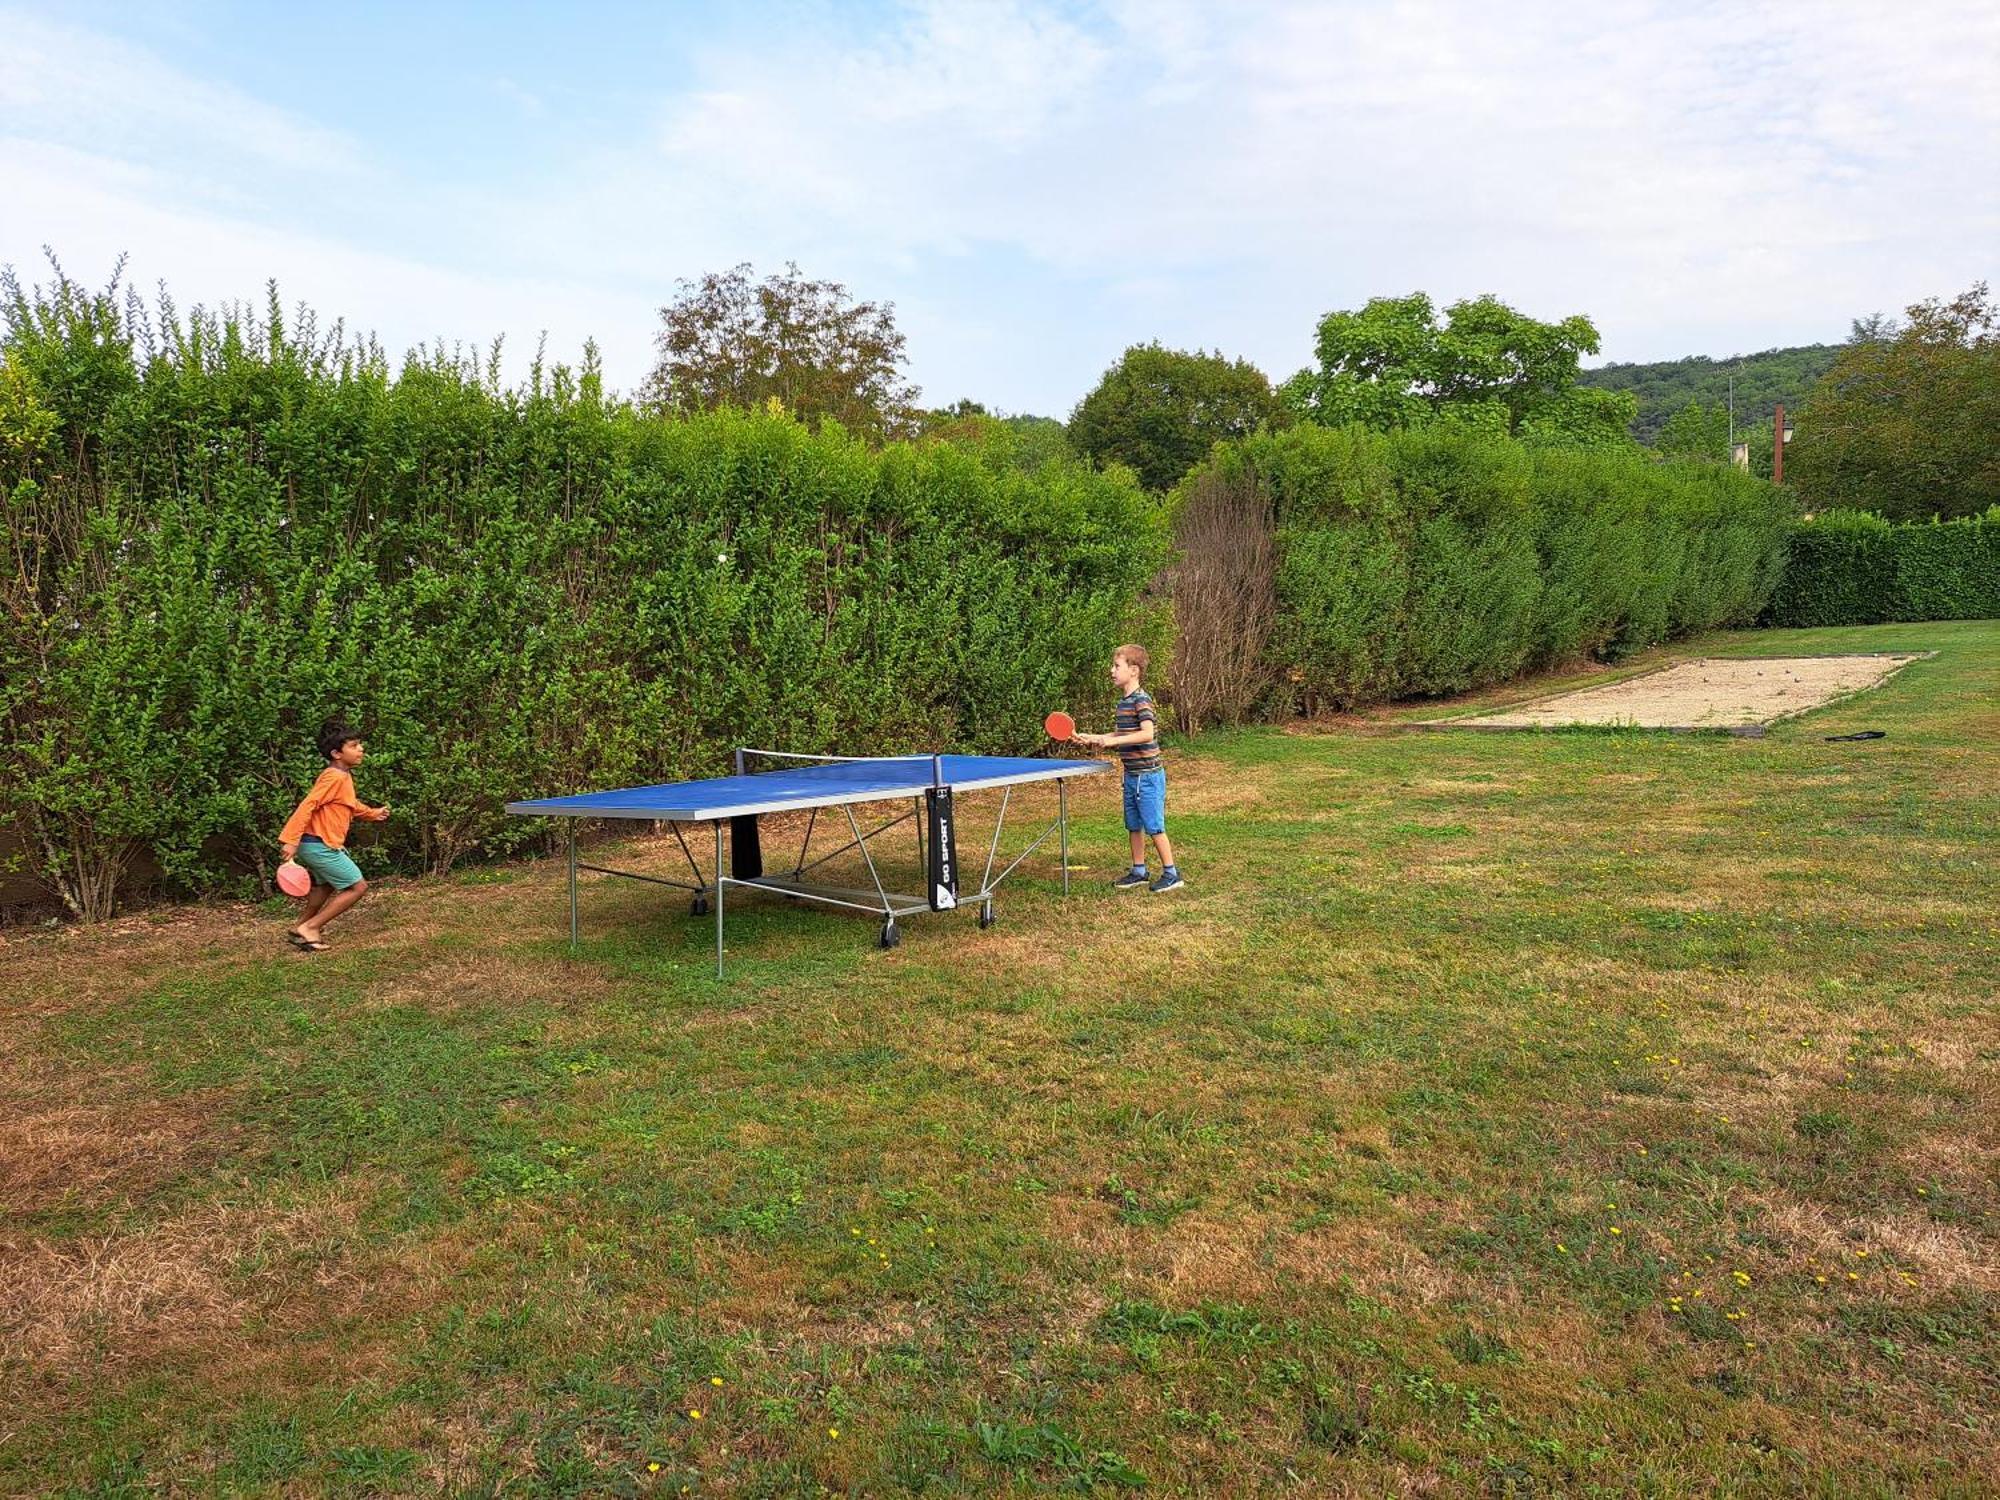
[1432,654,1928,734]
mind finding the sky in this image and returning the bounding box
[3,0,1996,416]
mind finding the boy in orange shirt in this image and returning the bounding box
[277,718,390,951]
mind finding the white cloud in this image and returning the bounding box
[2,0,1994,408]
[0,9,362,178]
[586,1,1999,334]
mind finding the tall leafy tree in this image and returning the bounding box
[1068,343,1288,492]
[641,262,919,441]
[1790,283,2000,520]
[1283,292,1634,448]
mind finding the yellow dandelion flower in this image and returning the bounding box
[1608,1226,1622,1236]
[688,1409,702,1420]
[648,1462,661,1473]
[711,1376,724,1387]
[1556,1243,1568,1254]
[829,1427,840,1440]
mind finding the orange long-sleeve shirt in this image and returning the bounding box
[279,767,387,850]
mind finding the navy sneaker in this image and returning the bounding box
[1112,869,1150,890]
[1148,868,1185,893]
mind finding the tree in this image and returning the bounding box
[641,262,919,441]
[1789,283,2000,520]
[1848,312,1897,344]
[1656,399,1732,462]
[1283,292,1634,448]
[1068,343,1288,492]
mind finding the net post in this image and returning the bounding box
[734,748,746,776]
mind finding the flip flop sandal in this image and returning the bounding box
[295,939,331,953]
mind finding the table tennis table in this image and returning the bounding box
[506,750,1107,976]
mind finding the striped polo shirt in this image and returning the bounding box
[1115,689,1162,774]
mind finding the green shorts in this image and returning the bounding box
[296,835,364,891]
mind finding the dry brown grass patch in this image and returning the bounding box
[0,1089,237,1221]
[1,1187,364,1371]
[0,907,273,1021]
[1272,1218,1416,1293]
[362,946,623,1021]
[1753,1190,1998,1292]
[1145,1211,1265,1299]
[1406,777,1524,796]
[1866,1213,2000,1291]
[1894,1126,2000,1200]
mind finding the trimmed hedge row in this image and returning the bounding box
[1763,509,2000,626]
[1183,425,1793,712]
[1,283,1166,916]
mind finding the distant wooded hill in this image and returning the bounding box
[1579,343,1840,444]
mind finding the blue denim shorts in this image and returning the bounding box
[1122,769,1167,836]
[296,835,364,891]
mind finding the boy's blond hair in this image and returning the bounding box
[1114,643,1150,675]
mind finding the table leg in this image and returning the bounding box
[1059,780,1069,896]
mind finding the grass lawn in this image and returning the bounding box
[3,620,1995,1497]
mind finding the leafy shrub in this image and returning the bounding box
[1177,424,1790,717]
[1764,508,2000,626]
[0,270,1166,916]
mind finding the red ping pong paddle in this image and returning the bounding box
[276,859,312,898]
[1044,710,1075,742]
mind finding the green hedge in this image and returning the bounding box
[1187,425,1791,711]
[1764,509,2000,626]
[1,279,1165,916]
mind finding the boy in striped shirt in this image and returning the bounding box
[1076,644,1183,892]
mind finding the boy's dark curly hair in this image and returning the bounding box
[317,717,362,760]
